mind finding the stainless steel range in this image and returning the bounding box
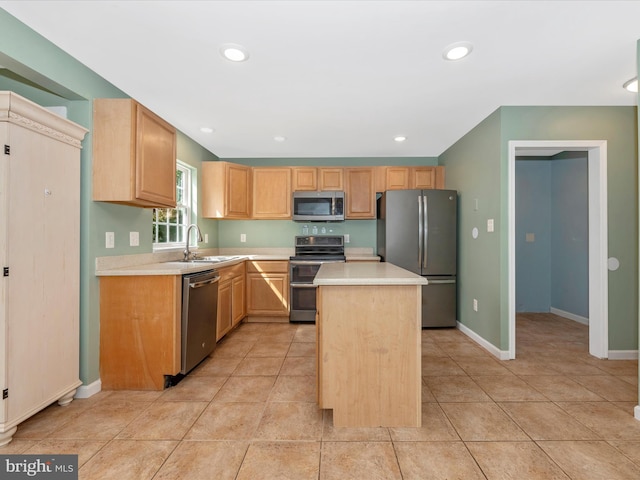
[289,235,345,323]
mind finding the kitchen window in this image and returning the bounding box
[152,161,193,250]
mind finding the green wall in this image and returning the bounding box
[438,109,504,347]
[0,9,218,386]
[440,106,638,352]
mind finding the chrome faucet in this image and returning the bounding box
[183,224,203,261]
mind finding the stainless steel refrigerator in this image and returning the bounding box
[377,189,458,327]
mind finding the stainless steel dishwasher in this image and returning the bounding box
[181,269,220,374]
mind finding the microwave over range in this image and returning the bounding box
[292,191,345,222]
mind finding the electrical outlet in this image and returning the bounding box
[240,233,246,243]
[473,298,478,312]
[344,234,350,243]
[105,232,115,249]
[129,231,139,247]
[487,218,494,233]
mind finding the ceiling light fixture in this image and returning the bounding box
[623,77,638,93]
[274,136,286,142]
[443,41,473,61]
[200,127,214,133]
[394,136,407,142]
[220,43,249,62]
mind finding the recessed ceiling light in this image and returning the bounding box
[623,77,638,93]
[394,136,407,142]
[274,136,286,142]
[443,41,473,61]
[220,43,249,62]
[200,127,214,133]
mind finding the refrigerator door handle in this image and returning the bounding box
[423,195,428,269]
[418,195,424,268]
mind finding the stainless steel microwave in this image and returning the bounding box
[292,191,345,222]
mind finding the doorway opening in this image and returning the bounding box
[508,140,608,359]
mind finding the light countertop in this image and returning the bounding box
[95,254,288,276]
[314,262,428,286]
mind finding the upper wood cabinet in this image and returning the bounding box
[345,167,376,219]
[202,161,251,219]
[93,98,177,208]
[252,167,292,219]
[292,167,344,191]
[319,168,344,190]
[292,167,317,191]
[377,166,446,191]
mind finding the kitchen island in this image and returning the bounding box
[314,262,427,427]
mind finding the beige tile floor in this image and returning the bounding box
[4,312,640,479]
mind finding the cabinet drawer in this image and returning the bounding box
[218,262,245,281]
[246,260,289,274]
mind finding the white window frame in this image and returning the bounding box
[152,161,194,250]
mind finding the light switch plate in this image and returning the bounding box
[204,233,209,243]
[344,234,350,243]
[240,233,247,243]
[105,232,115,249]
[129,231,139,247]
[487,218,494,232]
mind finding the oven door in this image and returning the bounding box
[289,284,318,322]
[290,261,323,284]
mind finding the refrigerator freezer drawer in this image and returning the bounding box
[422,277,457,328]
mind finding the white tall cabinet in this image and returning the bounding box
[0,92,87,446]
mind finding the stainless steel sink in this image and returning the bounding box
[190,255,242,263]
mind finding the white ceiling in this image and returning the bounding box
[1,1,639,159]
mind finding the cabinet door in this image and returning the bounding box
[292,167,317,191]
[226,164,251,218]
[135,104,177,206]
[411,167,435,189]
[252,167,292,218]
[231,274,246,326]
[217,280,233,341]
[319,168,343,191]
[345,168,376,219]
[247,273,289,316]
[386,167,411,190]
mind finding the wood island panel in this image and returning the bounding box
[317,284,421,427]
[99,275,181,390]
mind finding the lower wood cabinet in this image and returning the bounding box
[99,275,181,390]
[216,263,246,340]
[246,261,290,317]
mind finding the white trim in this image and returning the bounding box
[550,307,589,325]
[635,405,640,422]
[508,140,608,360]
[457,322,510,360]
[74,379,102,399]
[608,350,639,360]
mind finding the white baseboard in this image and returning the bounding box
[457,321,510,360]
[74,379,102,399]
[608,350,639,360]
[635,405,640,421]
[550,307,589,325]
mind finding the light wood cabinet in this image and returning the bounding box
[202,161,251,219]
[216,263,246,340]
[252,167,292,219]
[385,166,411,190]
[246,261,289,317]
[319,168,344,190]
[99,275,181,391]
[378,166,445,191]
[0,92,87,446]
[292,167,318,191]
[93,98,177,208]
[345,167,376,219]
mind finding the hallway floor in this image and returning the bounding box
[4,313,640,479]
